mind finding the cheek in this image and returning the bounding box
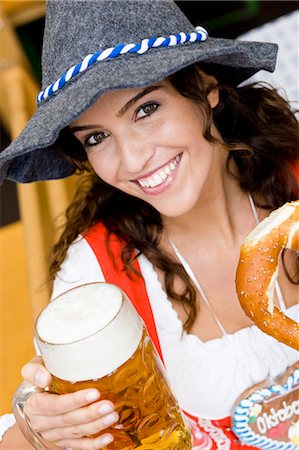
[175,107,206,142]
[87,152,118,185]
[157,115,204,148]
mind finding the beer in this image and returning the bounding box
[35,283,192,449]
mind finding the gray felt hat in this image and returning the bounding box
[0,0,278,184]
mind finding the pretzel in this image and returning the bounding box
[236,200,299,350]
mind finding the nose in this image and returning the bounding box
[116,132,155,176]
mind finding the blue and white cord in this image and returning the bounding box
[232,368,299,450]
[36,26,208,104]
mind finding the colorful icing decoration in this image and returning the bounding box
[188,416,213,450]
[232,363,299,449]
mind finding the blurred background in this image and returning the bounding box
[0,0,298,414]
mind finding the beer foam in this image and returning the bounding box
[37,283,123,344]
[35,283,143,381]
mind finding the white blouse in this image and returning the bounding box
[52,237,299,420]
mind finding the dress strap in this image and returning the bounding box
[169,238,228,336]
[169,193,288,336]
[248,192,259,224]
[84,223,164,361]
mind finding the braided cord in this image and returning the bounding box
[37,26,208,104]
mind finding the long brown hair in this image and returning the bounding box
[50,64,299,330]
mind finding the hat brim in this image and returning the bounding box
[1,37,277,183]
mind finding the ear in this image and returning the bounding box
[196,68,219,108]
[205,74,219,109]
[207,84,219,109]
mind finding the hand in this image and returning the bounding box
[20,356,119,449]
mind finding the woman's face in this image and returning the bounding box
[70,78,222,217]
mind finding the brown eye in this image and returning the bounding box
[85,131,108,147]
[136,103,159,119]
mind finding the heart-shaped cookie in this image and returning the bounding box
[232,362,299,449]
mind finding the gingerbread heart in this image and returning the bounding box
[232,362,299,449]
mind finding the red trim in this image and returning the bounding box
[84,223,164,361]
[291,161,299,197]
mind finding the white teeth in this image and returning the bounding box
[139,179,150,188]
[137,155,180,188]
[160,170,167,180]
[153,174,162,184]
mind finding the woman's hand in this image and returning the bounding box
[20,356,119,449]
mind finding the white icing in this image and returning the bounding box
[243,203,296,246]
[287,221,299,249]
[266,267,278,314]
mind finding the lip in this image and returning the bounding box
[132,153,182,196]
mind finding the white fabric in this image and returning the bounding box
[53,237,299,420]
[0,414,16,441]
[52,235,106,298]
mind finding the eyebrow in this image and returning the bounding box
[117,85,162,116]
[70,85,162,133]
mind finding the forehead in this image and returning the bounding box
[70,80,172,125]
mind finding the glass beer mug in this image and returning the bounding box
[35,282,192,449]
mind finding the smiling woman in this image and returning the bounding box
[0,0,298,449]
[68,78,222,217]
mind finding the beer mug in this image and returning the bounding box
[35,282,192,449]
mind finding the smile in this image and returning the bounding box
[135,154,181,189]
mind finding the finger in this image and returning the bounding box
[40,412,119,441]
[25,389,101,418]
[31,400,116,432]
[56,433,114,450]
[21,356,52,388]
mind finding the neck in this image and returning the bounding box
[162,162,256,247]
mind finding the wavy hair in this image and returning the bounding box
[50,64,299,330]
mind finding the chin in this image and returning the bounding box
[154,197,200,218]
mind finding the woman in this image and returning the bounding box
[1,0,298,449]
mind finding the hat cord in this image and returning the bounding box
[37,26,208,105]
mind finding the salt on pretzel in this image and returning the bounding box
[236,200,299,350]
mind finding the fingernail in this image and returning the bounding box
[98,403,114,415]
[103,412,119,427]
[85,390,100,402]
[35,371,48,386]
[100,434,114,446]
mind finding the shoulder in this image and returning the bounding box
[51,222,130,300]
[51,234,105,300]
